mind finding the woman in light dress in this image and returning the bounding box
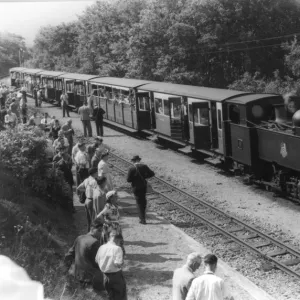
[97,152,113,190]
[92,176,108,221]
[96,190,125,254]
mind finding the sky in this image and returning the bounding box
[0,0,97,46]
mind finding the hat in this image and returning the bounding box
[95,136,103,142]
[88,167,98,176]
[106,190,117,201]
[78,142,85,148]
[0,255,44,300]
[131,155,141,162]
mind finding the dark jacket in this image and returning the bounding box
[127,163,155,193]
[65,234,100,283]
[93,107,106,121]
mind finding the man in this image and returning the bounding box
[9,98,19,119]
[93,105,106,137]
[41,113,51,131]
[33,84,39,107]
[180,97,189,141]
[5,109,18,128]
[64,219,104,291]
[57,150,74,211]
[61,119,74,155]
[61,91,70,117]
[78,100,93,137]
[95,230,127,300]
[37,89,43,107]
[186,254,225,300]
[53,130,69,152]
[127,155,155,224]
[172,253,202,300]
[77,167,98,232]
[74,142,90,187]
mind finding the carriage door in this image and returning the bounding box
[137,92,151,130]
[192,102,211,150]
[169,97,182,140]
[216,102,224,153]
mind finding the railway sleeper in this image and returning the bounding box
[282,258,300,267]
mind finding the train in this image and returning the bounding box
[9,67,300,202]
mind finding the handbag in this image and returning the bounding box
[135,165,153,194]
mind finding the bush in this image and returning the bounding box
[0,126,71,208]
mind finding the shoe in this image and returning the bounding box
[139,220,146,225]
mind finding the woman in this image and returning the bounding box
[96,191,125,254]
[50,119,61,140]
[92,176,108,221]
[97,151,113,190]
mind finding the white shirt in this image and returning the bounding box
[40,118,49,125]
[74,150,89,168]
[77,176,97,199]
[186,271,224,300]
[95,241,123,273]
[53,137,69,149]
[5,113,17,124]
[72,144,79,162]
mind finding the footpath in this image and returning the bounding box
[35,99,275,300]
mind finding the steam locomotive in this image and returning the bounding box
[9,67,300,202]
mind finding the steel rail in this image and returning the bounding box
[108,151,300,279]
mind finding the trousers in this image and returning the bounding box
[63,104,70,117]
[95,119,104,136]
[134,188,147,222]
[103,271,127,300]
[84,198,93,232]
[82,120,92,137]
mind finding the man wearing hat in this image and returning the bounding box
[93,104,106,137]
[77,167,99,231]
[127,155,155,224]
[65,219,104,292]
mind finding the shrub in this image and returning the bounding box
[0,126,71,208]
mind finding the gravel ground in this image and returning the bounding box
[32,99,300,300]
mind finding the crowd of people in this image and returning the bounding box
[0,82,227,300]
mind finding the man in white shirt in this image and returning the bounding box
[172,253,202,300]
[76,167,98,231]
[40,112,51,131]
[95,230,127,300]
[186,254,224,300]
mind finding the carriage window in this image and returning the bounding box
[66,82,73,92]
[76,85,85,95]
[229,105,240,124]
[189,105,193,122]
[155,98,163,114]
[170,99,181,118]
[194,108,200,124]
[200,108,209,125]
[56,80,62,90]
[163,100,170,116]
[48,79,54,88]
[218,109,222,129]
[139,96,150,111]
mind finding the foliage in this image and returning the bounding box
[0,126,71,208]
[0,32,28,76]
[25,0,300,91]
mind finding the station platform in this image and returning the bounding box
[115,191,275,300]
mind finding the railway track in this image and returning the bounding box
[108,151,300,280]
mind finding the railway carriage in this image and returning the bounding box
[58,73,98,108]
[21,69,44,96]
[38,71,66,103]
[10,67,27,88]
[138,82,249,155]
[88,77,152,131]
